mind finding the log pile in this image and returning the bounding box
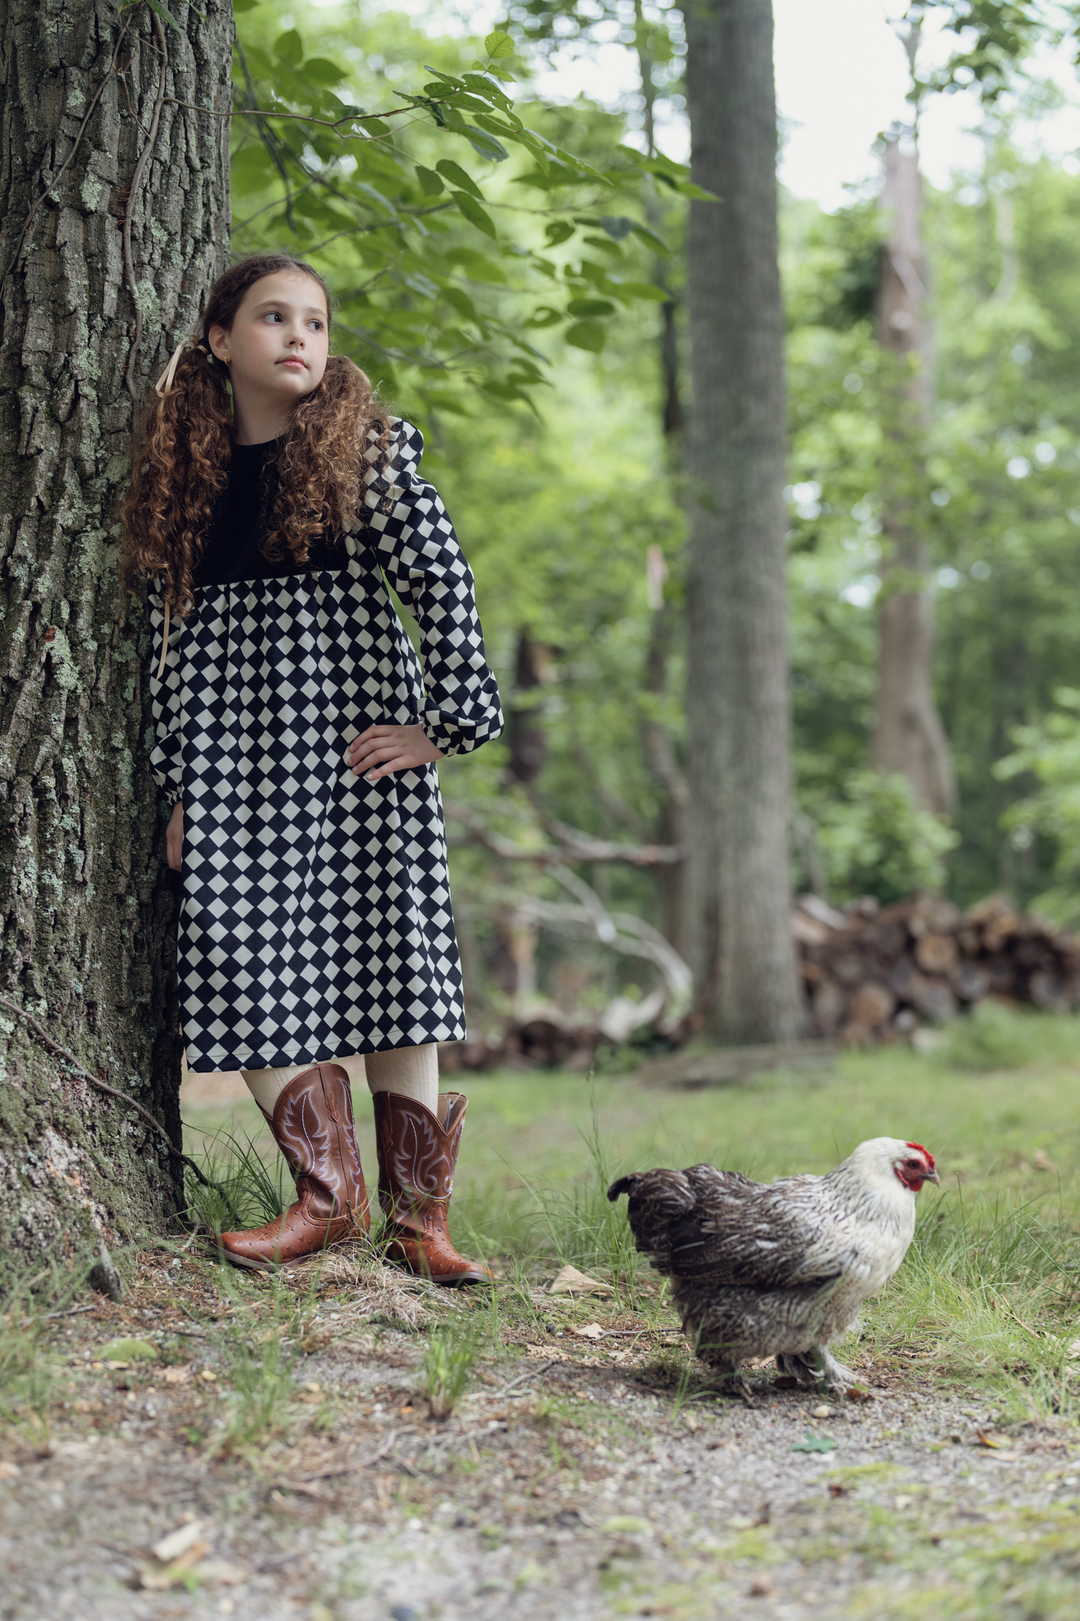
[797,893,1080,1045]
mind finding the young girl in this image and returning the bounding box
[123,252,504,1283]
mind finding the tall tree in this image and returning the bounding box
[0,0,233,1265]
[871,131,955,815]
[683,0,802,1040]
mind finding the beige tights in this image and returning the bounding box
[241,1044,438,1118]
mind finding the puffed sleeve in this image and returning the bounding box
[360,419,504,757]
[148,588,185,808]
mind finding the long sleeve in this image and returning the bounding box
[359,420,504,757]
[148,589,185,808]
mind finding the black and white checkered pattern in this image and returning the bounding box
[149,420,503,1072]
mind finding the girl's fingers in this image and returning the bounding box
[363,753,416,780]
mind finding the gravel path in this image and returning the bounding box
[3,1344,1078,1621]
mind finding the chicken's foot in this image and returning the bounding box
[776,1347,857,1392]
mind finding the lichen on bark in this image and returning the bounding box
[0,0,233,1272]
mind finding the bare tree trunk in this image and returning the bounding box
[683,0,803,1042]
[0,0,232,1270]
[871,135,955,816]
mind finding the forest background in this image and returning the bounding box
[230,0,1080,1034]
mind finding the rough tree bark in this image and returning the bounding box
[0,0,232,1271]
[683,0,803,1041]
[871,134,955,816]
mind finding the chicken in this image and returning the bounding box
[608,1138,938,1393]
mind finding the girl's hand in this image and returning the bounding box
[345,724,444,782]
[166,801,183,872]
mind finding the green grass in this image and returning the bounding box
[181,1007,1080,1408]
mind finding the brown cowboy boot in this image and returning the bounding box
[372,1090,493,1285]
[217,1063,369,1269]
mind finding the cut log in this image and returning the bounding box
[849,982,896,1028]
[812,979,848,1036]
[915,933,959,975]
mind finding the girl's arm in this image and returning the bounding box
[357,420,504,760]
[166,801,183,871]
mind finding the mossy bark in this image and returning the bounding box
[0,0,232,1271]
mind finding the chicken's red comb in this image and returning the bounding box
[906,1141,935,1167]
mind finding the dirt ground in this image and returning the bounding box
[3,1236,1080,1621]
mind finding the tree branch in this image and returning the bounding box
[442,798,682,867]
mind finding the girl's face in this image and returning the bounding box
[208,270,330,416]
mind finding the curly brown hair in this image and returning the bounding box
[120,253,395,614]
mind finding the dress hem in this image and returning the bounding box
[184,1029,467,1074]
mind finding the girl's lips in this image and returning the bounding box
[278,357,306,368]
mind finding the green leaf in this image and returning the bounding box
[596,215,637,241]
[791,1433,838,1454]
[629,221,670,256]
[452,192,497,239]
[565,320,606,353]
[524,306,564,329]
[301,57,346,88]
[484,30,515,59]
[462,125,509,163]
[544,221,575,246]
[275,29,304,66]
[442,287,479,321]
[232,0,260,9]
[567,297,616,317]
[614,281,670,303]
[415,165,445,198]
[436,160,482,200]
[143,0,181,28]
[362,118,391,136]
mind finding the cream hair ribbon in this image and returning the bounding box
[154,334,204,398]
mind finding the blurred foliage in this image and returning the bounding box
[808,771,960,906]
[219,0,1080,1015]
[995,687,1080,925]
[228,0,686,410]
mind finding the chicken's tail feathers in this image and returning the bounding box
[607,1174,639,1203]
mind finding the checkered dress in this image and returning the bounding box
[148,420,503,1073]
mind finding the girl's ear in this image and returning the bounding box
[207,323,230,365]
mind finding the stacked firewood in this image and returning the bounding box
[797,893,1080,1045]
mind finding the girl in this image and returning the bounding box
[122,253,504,1283]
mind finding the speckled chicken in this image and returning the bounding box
[608,1138,938,1392]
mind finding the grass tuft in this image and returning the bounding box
[941,1001,1080,1072]
[422,1306,488,1419]
[183,1128,291,1235]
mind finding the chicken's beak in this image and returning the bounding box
[924,1167,940,1185]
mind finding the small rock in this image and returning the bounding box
[812,1405,831,1418]
[749,1575,776,1597]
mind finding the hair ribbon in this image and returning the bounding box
[154,334,206,399]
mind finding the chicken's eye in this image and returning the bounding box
[904,1159,921,1169]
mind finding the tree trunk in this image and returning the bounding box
[871,135,955,816]
[683,0,803,1042]
[0,0,232,1271]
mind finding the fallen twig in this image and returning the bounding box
[19,1302,98,1330]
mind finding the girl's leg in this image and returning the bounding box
[364,1044,438,1113]
[240,1063,314,1116]
[367,1044,492,1285]
[218,1060,370,1267]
